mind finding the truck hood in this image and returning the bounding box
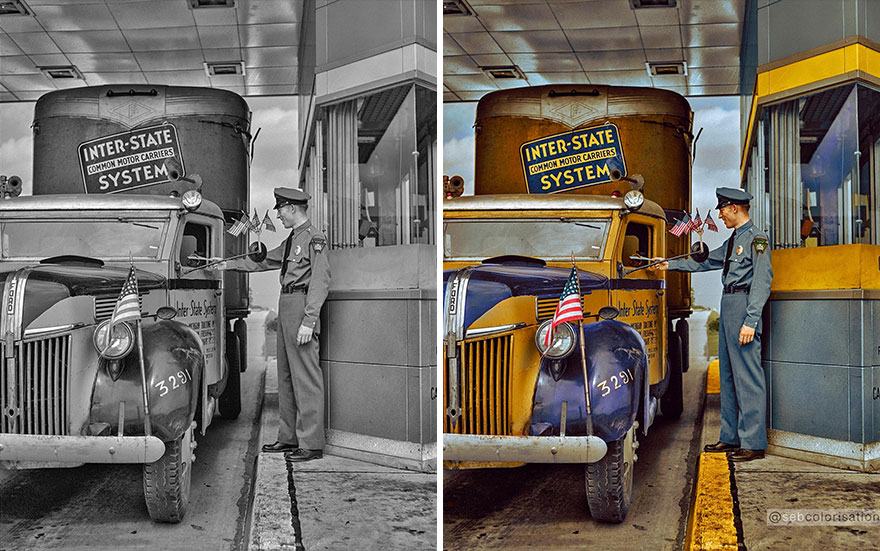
[0,264,165,331]
[443,259,608,331]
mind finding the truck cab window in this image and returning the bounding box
[622,222,651,267]
[181,223,210,267]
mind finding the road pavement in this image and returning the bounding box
[0,310,270,551]
[443,310,712,550]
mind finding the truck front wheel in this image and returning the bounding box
[143,423,194,523]
[219,331,242,419]
[585,425,636,523]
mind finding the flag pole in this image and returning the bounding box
[572,252,594,437]
[130,253,152,437]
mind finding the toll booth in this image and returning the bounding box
[739,0,880,471]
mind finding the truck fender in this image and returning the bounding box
[90,320,204,442]
[529,320,646,442]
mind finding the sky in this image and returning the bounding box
[443,95,741,309]
[0,96,298,310]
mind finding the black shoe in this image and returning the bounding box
[262,441,298,453]
[704,441,740,453]
[729,449,765,462]
[285,448,323,462]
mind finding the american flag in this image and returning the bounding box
[692,208,703,229]
[670,213,692,237]
[668,217,684,235]
[227,213,251,236]
[109,265,140,331]
[544,266,584,348]
[262,210,276,232]
[705,212,719,232]
[251,209,261,231]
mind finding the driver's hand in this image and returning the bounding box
[204,259,227,272]
[649,257,668,271]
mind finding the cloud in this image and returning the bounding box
[443,134,475,195]
[443,103,477,141]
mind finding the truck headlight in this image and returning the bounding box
[93,320,135,359]
[535,320,576,359]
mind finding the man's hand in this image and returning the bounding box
[649,257,669,271]
[739,325,755,345]
[297,324,314,345]
[203,259,227,272]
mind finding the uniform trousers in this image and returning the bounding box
[276,293,325,450]
[717,293,768,450]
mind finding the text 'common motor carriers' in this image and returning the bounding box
[520,125,626,194]
[78,125,183,193]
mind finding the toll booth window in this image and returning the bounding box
[315,83,436,249]
[622,223,652,267]
[443,219,609,260]
[180,223,210,267]
[748,83,880,248]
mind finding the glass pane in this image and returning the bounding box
[415,85,437,245]
[857,84,880,245]
[0,219,166,259]
[358,84,416,247]
[798,83,858,246]
[443,219,610,261]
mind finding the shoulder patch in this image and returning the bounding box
[311,235,326,252]
[752,236,768,254]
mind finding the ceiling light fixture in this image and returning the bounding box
[39,65,83,80]
[443,0,474,16]
[631,0,677,8]
[481,65,526,80]
[646,61,687,76]
[0,0,30,16]
[203,61,245,76]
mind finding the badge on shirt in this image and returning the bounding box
[753,237,768,254]
[294,245,301,256]
[736,245,743,256]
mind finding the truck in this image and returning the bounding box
[0,84,254,522]
[442,84,695,523]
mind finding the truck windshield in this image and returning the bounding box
[0,219,166,260]
[443,218,610,261]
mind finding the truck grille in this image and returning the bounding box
[0,335,71,435]
[444,334,513,435]
[536,294,587,320]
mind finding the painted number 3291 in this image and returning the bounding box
[154,368,193,397]
[595,369,636,397]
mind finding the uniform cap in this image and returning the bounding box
[274,187,310,209]
[715,187,752,209]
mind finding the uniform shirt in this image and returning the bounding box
[668,219,772,329]
[227,219,331,329]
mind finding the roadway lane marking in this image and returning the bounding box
[686,452,744,550]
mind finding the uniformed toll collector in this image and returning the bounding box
[653,188,772,462]
[219,188,331,462]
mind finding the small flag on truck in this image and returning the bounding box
[544,266,584,348]
[228,213,251,236]
[262,211,276,232]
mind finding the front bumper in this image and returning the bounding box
[0,434,166,464]
[443,434,608,463]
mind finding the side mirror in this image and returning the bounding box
[157,306,178,320]
[690,242,709,263]
[598,306,620,320]
[248,242,267,262]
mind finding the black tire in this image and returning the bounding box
[661,329,683,419]
[234,318,247,373]
[219,331,241,419]
[585,432,635,523]
[676,318,690,373]
[143,428,193,523]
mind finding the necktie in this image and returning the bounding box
[722,231,736,278]
[281,230,295,277]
